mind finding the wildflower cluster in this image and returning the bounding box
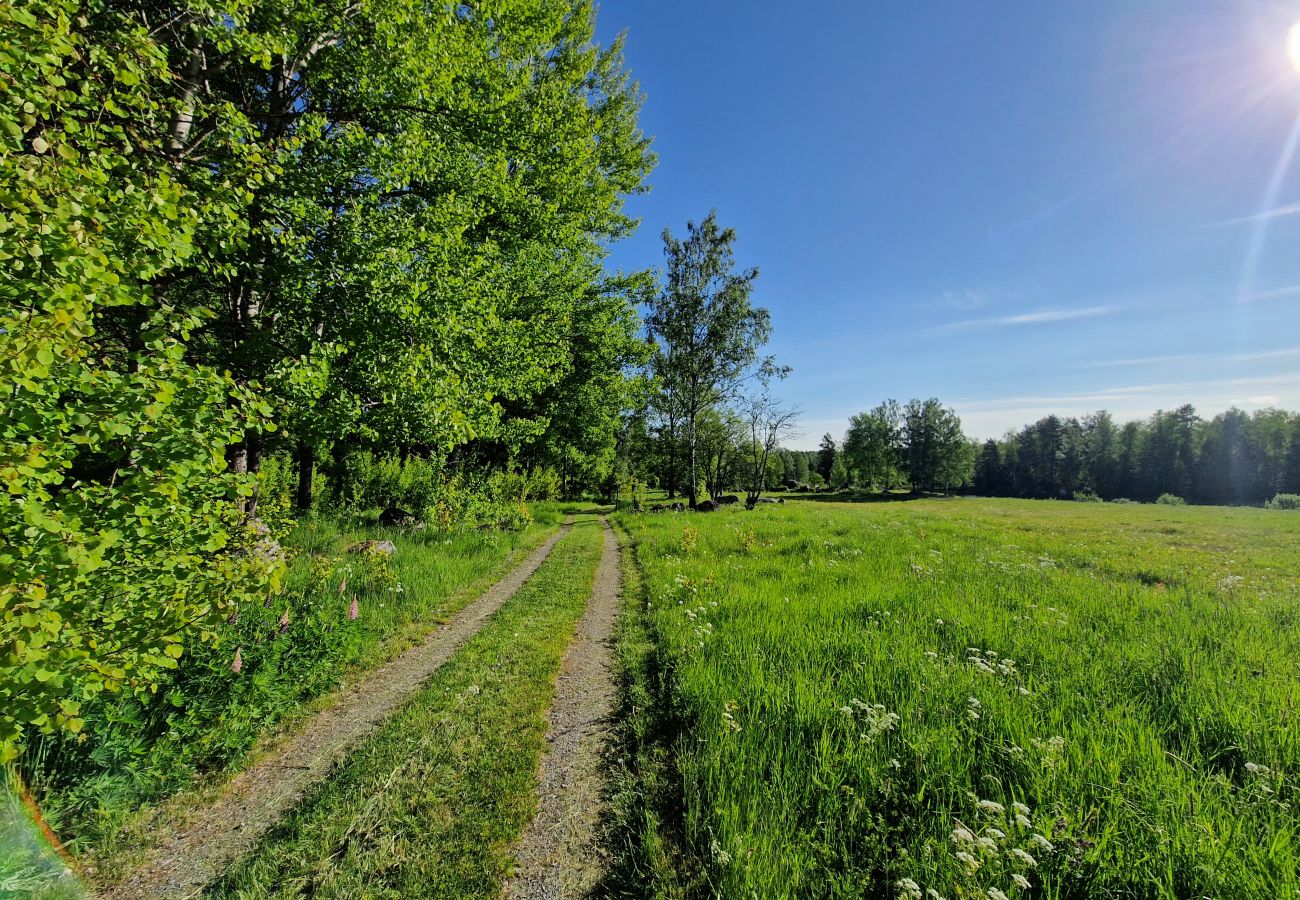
[965,647,1029,694]
[900,796,1055,899]
[838,698,900,742]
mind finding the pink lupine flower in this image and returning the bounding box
[231,647,243,673]
[348,596,359,620]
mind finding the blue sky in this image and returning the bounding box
[594,1,1300,448]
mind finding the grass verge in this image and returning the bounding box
[27,508,563,865]
[205,514,605,898]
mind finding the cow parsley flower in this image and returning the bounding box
[1028,834,1054,852]
[895,878,923,900]
[1009,848,1037,867]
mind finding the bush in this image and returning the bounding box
[1156,493,1187,506]
[1073,490,1103,503]
[1266,493,1300,509]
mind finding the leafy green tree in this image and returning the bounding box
[646,212,775,507]
[843,400,903,491]
[902,398,970,493]
[817,433,838,483]
[0,0,281,758]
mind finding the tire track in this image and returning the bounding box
[504,516,621,900]
[95,521,574,900]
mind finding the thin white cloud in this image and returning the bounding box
[925,305,1116,336]
[1242,283,1300,303]
[1076,345,1300,369]
[1212,202,1300,227]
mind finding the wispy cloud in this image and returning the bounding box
[1242,283,1300,303]
[925,305,1116,336]
[1076,345,1300,369]
[1212,202,1300,228]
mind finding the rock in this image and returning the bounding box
[670,502,686,512]
[243,519,284,564]
[695,499,720,512]
[378,507,415,527]
[718,494,740,505]
[649,504,667,512]
[346,539,396,556]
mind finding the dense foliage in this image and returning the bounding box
[1,0,652,764]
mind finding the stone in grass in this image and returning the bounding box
[695,499,720,512]
[346,539,396,557]
[378,507,416,527]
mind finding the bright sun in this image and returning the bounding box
[1288,21,1300,72]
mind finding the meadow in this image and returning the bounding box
[614,498,1300,899]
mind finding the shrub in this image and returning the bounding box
[1073,489,1103,503]
[1266,493,1300,509]
[1156,493,1187,506]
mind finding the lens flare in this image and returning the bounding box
[1288,22,1300,73]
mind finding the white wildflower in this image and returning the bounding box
[951,825,975,844]
[895,878,923,900]
[976,836,999,854]
[1015,814,1032,829]
[955,850,980,874]
[1012,873,1031,890]
[1009,848,1037,867]
[986,827,1006,841]
[1028,834,1054,852]
[987,889,1011,900]
[977,799,1004,815]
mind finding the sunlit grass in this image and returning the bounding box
[617,498,1299,898]
[208,515,606,898]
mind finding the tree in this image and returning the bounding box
[793,451,811,484]
[1082,411,1122,499]
[646,212,776,507]
[1283,421,1300,494]
[843,400,903,491]
[973,439,1009,496]
[817,433,838,484]
[697,408,745,501]
[0,0,282,758]
[902,398,970,493]
[739,385,800,506]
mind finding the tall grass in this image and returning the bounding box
[619,499,1299,899]
[24,507,562,856]
[209,516,606,898]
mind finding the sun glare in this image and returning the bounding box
[1288,21,1300,72]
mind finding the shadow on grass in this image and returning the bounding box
[786,490,962,504]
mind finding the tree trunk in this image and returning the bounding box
[296,442,315,512]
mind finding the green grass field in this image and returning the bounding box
[615,498,1300,899]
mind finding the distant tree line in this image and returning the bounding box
[972,405,1300,504]
[769,401,1300,507]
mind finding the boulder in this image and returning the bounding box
[346,539,396,557]
[718,494,740,505]
[378,507,415,527]
[695,499,720,512]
